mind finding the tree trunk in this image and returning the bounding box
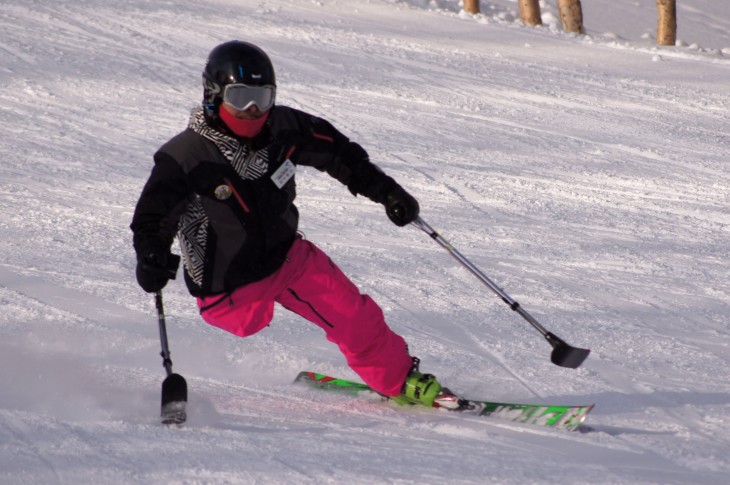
[519,0,542,26]
[558,0,585,34]
[463,0,479,14]
[656,0,677,46]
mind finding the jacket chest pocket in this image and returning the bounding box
[190,161,293,219]
[218,178,251,213]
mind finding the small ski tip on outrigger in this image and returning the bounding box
[545,332,590,369]
[411,217,590,369]
[155,289,188,425]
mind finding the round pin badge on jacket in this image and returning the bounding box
[214,184,232,200]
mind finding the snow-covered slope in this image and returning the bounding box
[1,0,728,483]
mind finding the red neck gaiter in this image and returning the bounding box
[219,106,270,138]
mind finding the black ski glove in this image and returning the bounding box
[384,186,419,227]
[136,246,181,293]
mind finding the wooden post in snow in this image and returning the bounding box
[656,0,677,46]
[464,0,479,14]
[519,0,542,26]
[558,0,585,34]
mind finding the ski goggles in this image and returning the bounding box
[221,84,276,112]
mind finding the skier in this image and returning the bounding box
[131,40,444,407]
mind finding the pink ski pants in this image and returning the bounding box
[196,238,412,396]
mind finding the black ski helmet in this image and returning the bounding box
[202,40,276,122]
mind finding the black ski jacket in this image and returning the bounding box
[131,106,403,297]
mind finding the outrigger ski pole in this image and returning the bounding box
[412,217,590,369]
[155,290,188,424]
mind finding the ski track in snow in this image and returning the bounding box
[1,0,729,483]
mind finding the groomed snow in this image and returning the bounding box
[1,1,728,483]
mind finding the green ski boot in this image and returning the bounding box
[391,371,443,407]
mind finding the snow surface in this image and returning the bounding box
[1,0,728,483]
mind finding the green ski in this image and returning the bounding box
[295,371,594,432]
